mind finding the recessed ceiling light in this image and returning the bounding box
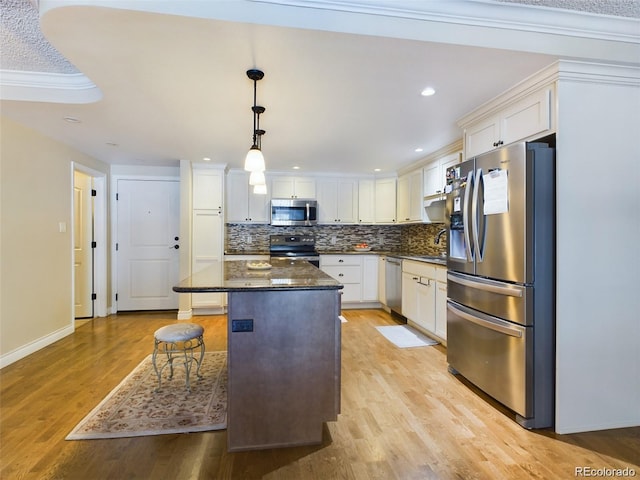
[203,157,211,161]
[63,116,81,123]
[415,148,423,153]
[421,87,436,97]
[374,168,381,172]
[293,166,300,170]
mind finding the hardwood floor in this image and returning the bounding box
[1,309,638,479]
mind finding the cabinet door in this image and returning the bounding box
[271,177,295,198]
[401,272,418,322]
[501,87,552,146]
[193,167,223,210]
[226,172,250,222]
[375,178,397,223]
[408,169,423,221]
[316,179,339,223]
[358,179,375,223]
[378,256,386,304]
[336,179,358,223]
[397,174,410,222]
[271,176,316,199]
[247,188,269,223]
[294,178,316,199]
[435,280,447,340]
[465,115,499,159]
[362,256,379,301]
[192,210,224,308]
[416,278,436,332]
[423,161,441,198]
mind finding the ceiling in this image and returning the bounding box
[1,0,639,174]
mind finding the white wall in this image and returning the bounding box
[555,65,640,433]
[0,117,109,367]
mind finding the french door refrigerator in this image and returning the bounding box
[445,141,555,429]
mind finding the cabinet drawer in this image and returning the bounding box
[321,265,361,284]
[321,255,362,267]
[402,260,437,279]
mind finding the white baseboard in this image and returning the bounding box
[0,324,74,369]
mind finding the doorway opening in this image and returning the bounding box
[72,164,107,323]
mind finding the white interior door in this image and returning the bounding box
[116,179,180,311]
[74,170,93,318]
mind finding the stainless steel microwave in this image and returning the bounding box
[270,199,318,226]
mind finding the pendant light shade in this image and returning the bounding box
[245,146,265,172]
[253,183,267,195]
[249,169,266,186]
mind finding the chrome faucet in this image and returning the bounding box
[434,229,447,245]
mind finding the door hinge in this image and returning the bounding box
[115,293,118,301]
[91,241,97,248]
[91,293,97,300]
[91,189,97,197]
[116,193,119,201]
[115,243,118,251]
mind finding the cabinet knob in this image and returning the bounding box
[338,259,344,263]
[338,273,344,277]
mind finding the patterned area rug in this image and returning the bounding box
[66,351,227,440]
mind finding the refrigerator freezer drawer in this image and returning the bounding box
[447,271,532,326]
[447,300,533,418]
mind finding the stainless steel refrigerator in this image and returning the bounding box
[445,141,555,429]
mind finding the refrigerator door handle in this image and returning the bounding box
[447,272,524,297]
[472,168,485,263]
[447,301,523,338]
[463,169,474,262]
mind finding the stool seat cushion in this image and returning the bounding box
[155,323,204,343]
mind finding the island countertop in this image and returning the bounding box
[173,258,343,293]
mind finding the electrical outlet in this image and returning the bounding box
[379,235,384,245]
[232,319,253,332]
[247,235,252,244]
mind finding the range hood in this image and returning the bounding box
[424,198,446,223]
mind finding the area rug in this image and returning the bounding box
[375,325,439,348]
[66,351,227,440]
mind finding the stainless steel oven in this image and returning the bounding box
[269,235,319,267]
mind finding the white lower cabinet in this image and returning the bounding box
[402,260,447,341]
[320,254,380,307]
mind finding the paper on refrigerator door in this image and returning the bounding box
[483,169,508,215]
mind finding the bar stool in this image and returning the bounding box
[152,323,205,392]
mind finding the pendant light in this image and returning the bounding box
[244,69,266,172]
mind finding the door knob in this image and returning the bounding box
[171,245,179,249]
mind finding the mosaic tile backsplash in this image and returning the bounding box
[225,223,447,256]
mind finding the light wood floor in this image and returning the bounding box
[1,309,638,479]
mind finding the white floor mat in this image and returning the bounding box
[375,325,438,348]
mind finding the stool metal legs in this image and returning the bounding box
[152,335,205,392]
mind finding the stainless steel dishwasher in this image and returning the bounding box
[385,257,402,316]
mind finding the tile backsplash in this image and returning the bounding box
[225,222,447,255]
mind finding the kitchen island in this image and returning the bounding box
[173,259,343,452]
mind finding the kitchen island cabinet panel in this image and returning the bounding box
[227,289,341,451]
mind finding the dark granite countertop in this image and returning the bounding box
[174,259,343,293]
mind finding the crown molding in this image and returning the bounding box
[253,0,640,44]
[0,69,101,103]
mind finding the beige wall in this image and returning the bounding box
[0,117,109,365]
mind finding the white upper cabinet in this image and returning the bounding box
[192,166,223,211]
[226,170,269,223]
[316,177,358,224]
[424,151,461,198]
[397,169,423,223]
[358,179,375,224]
[374,177,397,223]
[271,176,316,199]
[463,86,554,159]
